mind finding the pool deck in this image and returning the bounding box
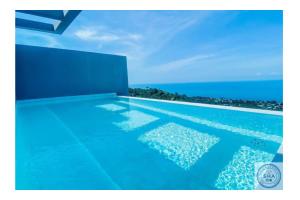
[120,96,283,116]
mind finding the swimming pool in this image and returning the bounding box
[16,93,283,190]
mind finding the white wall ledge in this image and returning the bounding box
[119,96,283,116]
[16,93,117,107]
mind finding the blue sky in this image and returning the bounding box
[16,10,283,84]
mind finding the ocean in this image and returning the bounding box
[130,80,283,102]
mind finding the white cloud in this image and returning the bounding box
[16,29,62,48]
[74,29,95,40]
[127,33,143,41]
[42,35,61,48]
[149,53,216,73]
[75,28,120,42]
[73,12,209,62]
[74,26,142,43]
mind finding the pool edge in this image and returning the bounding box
[16,93,117,107]
[119,96,283,116]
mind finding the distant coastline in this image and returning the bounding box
[130,80,283,102]
[128,87,283,111]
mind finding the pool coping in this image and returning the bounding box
[16,93,117,107]
[119,96,283,116]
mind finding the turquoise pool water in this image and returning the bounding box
[16,94,283,190]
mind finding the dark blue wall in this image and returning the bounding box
[16,45,128,100]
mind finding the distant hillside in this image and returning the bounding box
[128,87,283,111]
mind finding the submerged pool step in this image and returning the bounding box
[117,100,282,144]
[215,146,275,190]
[139,122,220,170]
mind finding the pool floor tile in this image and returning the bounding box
[215,146,275,190]
[138,122,220,170]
